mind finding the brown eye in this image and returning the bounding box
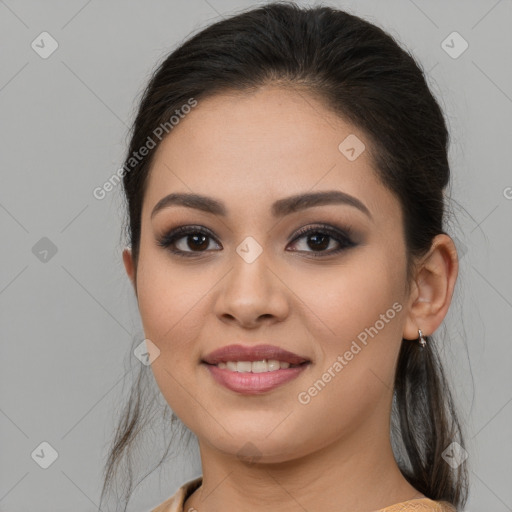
[287,224,356,257]
[157,226,221,257]
[179,233,210,251]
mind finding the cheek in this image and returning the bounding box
[287,261,405,440]
[135,256,208,358]
[294,253,405,346]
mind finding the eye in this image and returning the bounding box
[287,223,356,257]
[156,225,221,257]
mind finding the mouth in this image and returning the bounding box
[200,344,312,394]
[202,359,309,372]
[201,343,311,366]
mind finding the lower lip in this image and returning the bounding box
[202,363,310,394]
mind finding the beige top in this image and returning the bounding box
[150,477,457,512]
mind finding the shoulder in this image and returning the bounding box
[377,497,457,511]
[149,476,202,512]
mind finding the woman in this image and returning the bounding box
[101,3,469,511]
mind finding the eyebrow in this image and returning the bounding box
[150,190,372,220]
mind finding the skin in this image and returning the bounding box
[122,85,458,512]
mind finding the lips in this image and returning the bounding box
[201,344,310,366]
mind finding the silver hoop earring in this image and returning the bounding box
[418,329,427,348]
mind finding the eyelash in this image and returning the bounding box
[156,223,357,258]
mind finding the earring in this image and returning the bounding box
[418,329,427,348]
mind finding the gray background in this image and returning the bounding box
[1,0,511,511]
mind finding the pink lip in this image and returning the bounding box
[201,344,310,365]
[203,362,310,394]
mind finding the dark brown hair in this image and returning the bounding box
[101,2,469,510]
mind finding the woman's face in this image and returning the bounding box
[124,86,414,462]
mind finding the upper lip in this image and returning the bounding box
[202,344,310,365]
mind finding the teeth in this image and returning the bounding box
[216,360,294,372]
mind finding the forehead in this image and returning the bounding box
[143,86,400,225]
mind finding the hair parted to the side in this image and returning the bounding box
[100,2,469,510]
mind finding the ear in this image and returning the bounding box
[403,234,459,341]
[122,247,137,293]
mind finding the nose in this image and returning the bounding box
[213,246,290,329]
